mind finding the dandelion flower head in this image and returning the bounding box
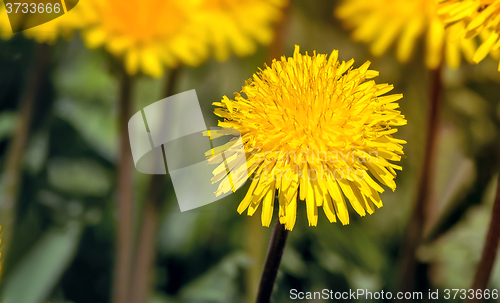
[335,0,476,69]
[190,0,288,61]
[23,9,86,44]
[0,4,13,40]
[0,1,84,43]
[79,0,208,77]
[439,0,500,70]
[211,46,407,231]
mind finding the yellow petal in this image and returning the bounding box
[397,15,425,62]
[261,183,275,227]
[426,18,445,69]
[473,32,499,63]
[322,193,337,223]
[125,49,139,75]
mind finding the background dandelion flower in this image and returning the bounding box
[439,0,500,70]
[79,0,208,78]
[191,0,288,61]
[0,1,84,43]
[0,5,13,40]
[335,0,476,69]
[22,9,86,44]
[212,46,407,231]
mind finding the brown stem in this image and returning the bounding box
[467,176,500,303]
[128,175,164,303]
[266,1,292,64]
[0,43,50,279]
[398,66,442,296]
[112,71,135,303]
[256,219,289,303]
[128,67,180,303]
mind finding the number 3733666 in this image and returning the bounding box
[443,289,499,300]
[5,2,62,14]
[2,0,79,33]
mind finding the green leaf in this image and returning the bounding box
[149,293,181,303]
[47,158,112,196]
[24,130,49,175]
[1,221,82,303]
[53,47,118,161]
[54,99,117,161]
[0,111,18,142]
[281,246,308,277]
[179,251,251,302]
[419,175,500,290]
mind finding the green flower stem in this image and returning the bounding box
[399,65,442,294]
[0,43,50,279]
[467,176,500,303]
[112,71,135,303]
[256,218,289,303]
[128,67,180,303]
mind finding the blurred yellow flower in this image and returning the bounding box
[2,0,288,76]
[211,46,406,230]
[0,1,83,43]
[0,5,13,40]
[79,0,208,78]
[335,0,476,69]
[439,0,500,70]
[191,0,288,61]
[22,10,85,44]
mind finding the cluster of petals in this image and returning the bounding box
[336,0,477,69]
[211,46,406,230]
[0,0,287,77]
[79,0,287,77]
[439,0,500,70]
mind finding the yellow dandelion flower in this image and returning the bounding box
[190,0,288,61]
[0,1,84,43]
[0,5,13,40]
[335,0,476,69]
[21,10,85,44]
[438,0,500,70]
[79,0,208,78]
[211,46,406,231]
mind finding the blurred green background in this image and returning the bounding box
[1,1,500,302]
